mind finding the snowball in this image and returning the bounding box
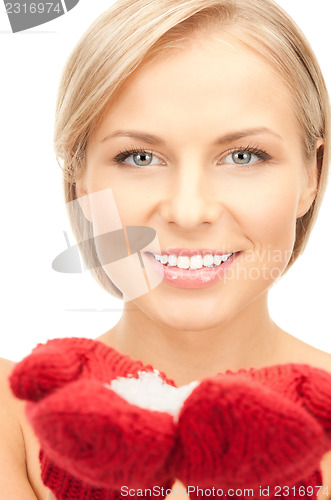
[106,370,199,420]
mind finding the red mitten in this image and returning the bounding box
[10,336,166,401]
[173,365,330,497]
[10,338,331,500]
[247,363,331,438]
[27,379,176,488]
[10,338,177,499]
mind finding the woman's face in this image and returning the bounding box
[79,33,317,331]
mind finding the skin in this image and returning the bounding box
[76,34,331,496]
[1,32,330,500]
[78,33,324,385]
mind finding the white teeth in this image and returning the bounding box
[189,255,203,269]
[177,256,190,269]
[203,254,214,267]
[167,254,177,267]
[160,255,168,265]
[152,252,234,269]
[214,255,223,266]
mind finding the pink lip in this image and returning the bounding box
[155,248,233,257]
[145,252,240,289]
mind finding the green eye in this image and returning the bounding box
[222,147,271,166]
[131,152,153,166]
[231,151,253,164]
[113,148,164,168]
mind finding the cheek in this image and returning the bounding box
[248,188,297,242]
[231,175,300,273]
[112,186,147,224]
[84,175,135,224]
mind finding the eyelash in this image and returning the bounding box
[111,145,271,168]
[221,145,271,166]
[113,147,158,167]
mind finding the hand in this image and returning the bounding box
[10,337,176,499]
[10,338,331,500]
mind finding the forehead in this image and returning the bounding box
[94,34,300,149]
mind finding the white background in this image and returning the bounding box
[0,0,330,361]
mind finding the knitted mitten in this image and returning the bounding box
[10,337,177,499]
[174,364,331,498]
[10,337,331,500]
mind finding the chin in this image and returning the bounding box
[134,291,241,332]
[160,313,222,332]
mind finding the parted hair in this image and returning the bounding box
[54,0,330,299]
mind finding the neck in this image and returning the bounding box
[103,292,283,386]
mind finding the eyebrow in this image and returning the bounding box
[100,127,284,146]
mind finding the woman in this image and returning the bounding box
[1,0,330,498]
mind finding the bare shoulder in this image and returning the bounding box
[276,330,331,374]
[0,357,49,500]
[308,346,331,495]
[305,346,331,496]
[298,343,331,374]
[276,334,331,493]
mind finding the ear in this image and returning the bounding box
[75,178,93,222]
[296,139,324,219]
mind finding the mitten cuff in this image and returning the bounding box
[10,337,175,402]
[40,450,175,500]
[40,450,117,500]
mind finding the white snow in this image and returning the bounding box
[106,370,200,421]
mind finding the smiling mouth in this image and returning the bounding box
[148,252,234,270]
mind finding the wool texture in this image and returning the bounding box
[9,337,331,500]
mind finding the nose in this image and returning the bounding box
[158,159,222,230]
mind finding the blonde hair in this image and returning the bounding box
[54,0,330,299]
